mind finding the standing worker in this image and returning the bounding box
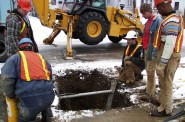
[5,0,38,57]
[150,0,184,116]
[118,30,145,83]
[1,38,54,121]
[139,3,162,101]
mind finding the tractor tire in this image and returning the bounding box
[0,35,8,63]
[75,12,107,45]
[108,36,123,43]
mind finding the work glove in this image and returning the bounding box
[114,66,124,74]
[124,56,130,62]
[124,60,132,66]
[156,63,166,77]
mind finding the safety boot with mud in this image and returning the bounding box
[139,92,150,101]
[150,109,171,117]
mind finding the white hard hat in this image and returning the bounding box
[125,30,137,39]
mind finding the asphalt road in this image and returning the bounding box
[39,38,185,65]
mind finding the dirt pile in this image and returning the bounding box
[56,69,134,110]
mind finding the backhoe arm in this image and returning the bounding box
[32,0,49,26]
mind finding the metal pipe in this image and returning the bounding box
[106,80,117,109]
[59,90,112,99]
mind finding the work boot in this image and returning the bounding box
[139,92,150,101]
[149,97,160,106]
[150,109,171,117]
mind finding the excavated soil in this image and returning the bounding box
[55,69,145,110]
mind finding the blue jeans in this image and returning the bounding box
[18,92,55,122]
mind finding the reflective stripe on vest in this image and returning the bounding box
[17,15,28,40]
[175,15,184,52]
[20,22,26,34]
[125,44,141,57]
[8,13,26,34]
[153,14,184,52]
[19,51,51,81]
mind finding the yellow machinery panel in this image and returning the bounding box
[106,6,114,22]
[109,22,120,37]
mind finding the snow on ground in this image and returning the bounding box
[49,56,185,121]
[0,16,185,121]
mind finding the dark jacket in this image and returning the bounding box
[1,52,54,98]
[5,10,38,57]
[122,42,145,70]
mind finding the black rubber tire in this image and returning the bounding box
[0,34,8,63]
[108,36,123,43]
[75,12,107,45]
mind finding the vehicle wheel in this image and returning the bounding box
[108,36,122,43]
[75,12,107,45]
[0,37,8,63]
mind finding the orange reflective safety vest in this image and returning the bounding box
[19,51,51,81]
[153,13,184,53]
[6,13,28,40]
[125,44,142,57]
[17,15,29,41]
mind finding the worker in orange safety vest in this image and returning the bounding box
[1,38,54,122]
[5,0,38,58]
[150,0,184,117]
[117,30,145,84]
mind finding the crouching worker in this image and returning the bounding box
[118,30,145,83]
[1,38,55,122]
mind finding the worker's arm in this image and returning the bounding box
[151,16,163,60]
[130,46,145,70]
[1,55,19,98]
[5,15,22,56]
[160,16,180,64]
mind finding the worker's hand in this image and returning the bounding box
[125,61,132,66]
[124,56,130,62]
[156,63,166,77]
[115,66,124,74]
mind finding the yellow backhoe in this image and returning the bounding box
[32,0,144,58]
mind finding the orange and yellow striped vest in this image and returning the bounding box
[19,51,51,81]
[153,13,184,53]
[125,44,141,57]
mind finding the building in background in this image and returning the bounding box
[118,0,185,16]
[171,0,185,15]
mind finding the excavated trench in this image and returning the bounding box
[55,69,135,110]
